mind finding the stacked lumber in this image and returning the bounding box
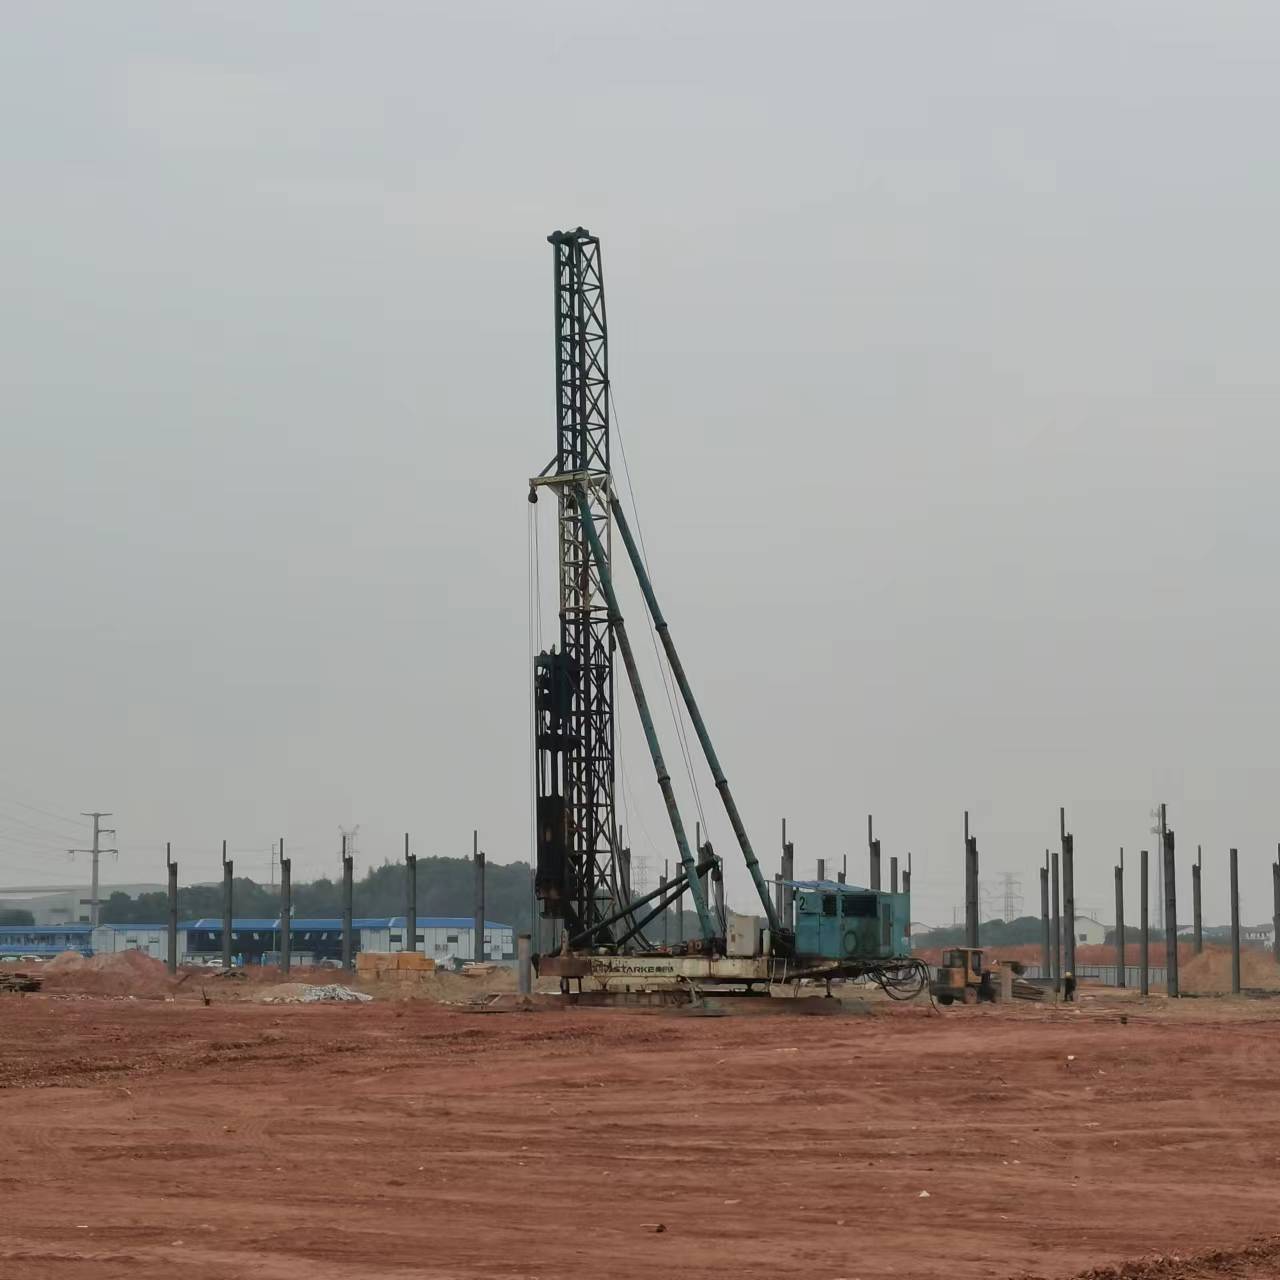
[355,951,436,983]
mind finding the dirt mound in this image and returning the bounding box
[1180,945,1280,995]
[1074,1235,1280,1278]
[1077,941,1200,966]
[42,949,175,997]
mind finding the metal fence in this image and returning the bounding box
[1022,963,1167,988]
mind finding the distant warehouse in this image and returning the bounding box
[0,917,515,966]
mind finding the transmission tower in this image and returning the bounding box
[1001,872,1024,922]
[630,852,651,896]
[70,811,117,927]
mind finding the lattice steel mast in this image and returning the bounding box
[531,228,617,944]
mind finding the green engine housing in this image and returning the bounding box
[792,881,910,962]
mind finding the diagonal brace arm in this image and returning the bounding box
[574,487,716,943]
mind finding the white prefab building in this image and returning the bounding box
[1073,915,1107,947]
[360,917,516,964]
[92,916,517,966]
[1242,923,1275,949]
[92,923,172,961]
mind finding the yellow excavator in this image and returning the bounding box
[931,947,1045,1005]
[931,947,992,1005]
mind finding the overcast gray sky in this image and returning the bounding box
[2,2,1277,927]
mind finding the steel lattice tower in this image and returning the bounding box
[532,228,617,943]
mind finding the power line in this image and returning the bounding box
[0,785,85,829]
[609,387,710,843]
[0,824,81,852]
[0,808,88,844]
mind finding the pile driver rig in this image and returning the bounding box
[528,228,921,999]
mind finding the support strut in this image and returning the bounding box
[609,495,784,938]
[575,487,716,942]
[568,856,712,949]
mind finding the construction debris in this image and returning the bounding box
[0,972,41,993]
[260,983,373,1004]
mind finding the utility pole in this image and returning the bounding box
[868,815,881,892]
[1140,849,1149,997]
[221,840,233,971]
[1192,845,1203,955]
[529,863,539,957]
[1114,849,1126,988]
[1051,848,1061,985]
[618,830,633,909]
[166,842,178,976]
[473,830,486,963]
[709,842,724,926]
[341,834,354,973]
[676,852,685,944]
[781,819,795,931]
[1162,807,1178,998]
[1039,856,1051,977]
[1229,848,1241,995]
[404,833,417,955]
[1061,807,1075,982]
[1149,807,1165,931]
[279,836,291,976]
[964,812,979,948]
[903,853,912,943]
[71,812,117,928]
[661,868,669,947]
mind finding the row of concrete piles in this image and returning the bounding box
[762,816,911,936]
[963,805,1280,997]
[162,831,494,979]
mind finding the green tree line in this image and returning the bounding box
[914,915,1050,948]
[914,915,1227,949]
[102,856,540,932]
[100,855,699,941]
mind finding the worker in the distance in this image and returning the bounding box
[1063,970,1076,1002]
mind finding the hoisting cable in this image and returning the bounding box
[609,388,709,844]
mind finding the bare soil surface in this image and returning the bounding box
[1,988,1278,1279]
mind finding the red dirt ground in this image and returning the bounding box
[1,987,1279,1279]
